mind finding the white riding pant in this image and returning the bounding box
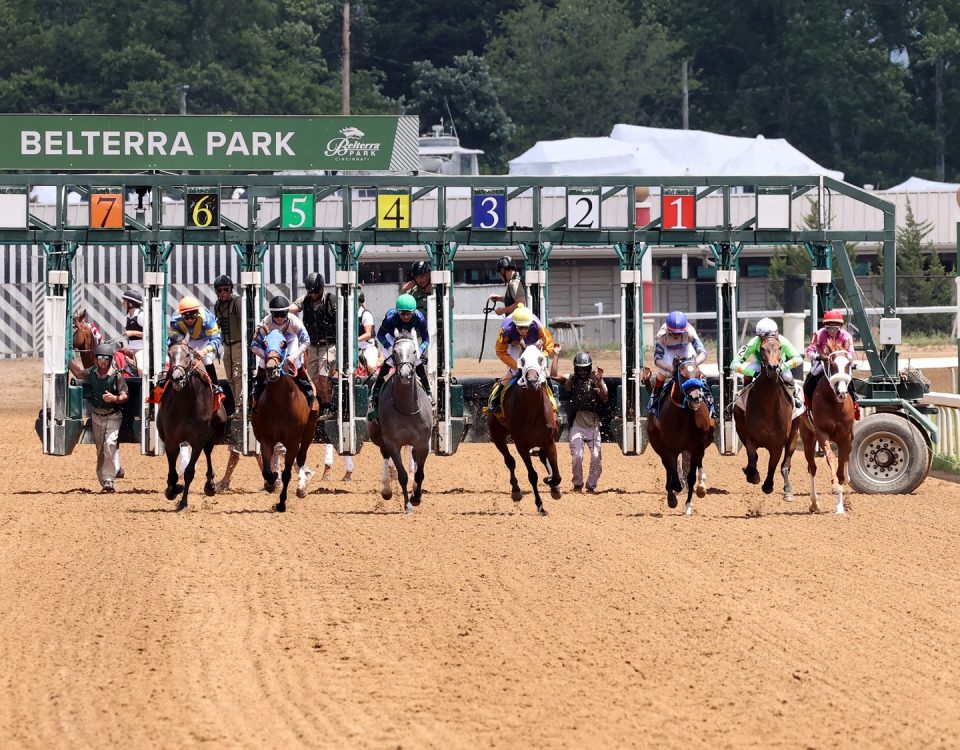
[569,422,602,490]
[186,340,217,366]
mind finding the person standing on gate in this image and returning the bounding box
[213,275,243,406]
[356,292,379,377]
[291,272,337,398]
[121,289,145,372]
[551,349,608,493]
[487,255,526,318]
[367,293,433,420]
[400,260,432,317]
[648,311,709,418]
[69,343,129,493]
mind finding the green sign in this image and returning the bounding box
[281,193,315,229]
[0,114,420,172]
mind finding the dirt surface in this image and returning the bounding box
[3,357,960,749]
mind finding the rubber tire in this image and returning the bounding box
[848,413,929,494]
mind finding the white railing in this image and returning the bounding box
[922,393,960,458]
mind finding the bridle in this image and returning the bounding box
[517,346,547,389]
[391,337,422,415]
[169,345,199,391]
[759,336,781,378]
[824,350,853,401]
[672,358,706,410]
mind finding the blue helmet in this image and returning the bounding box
[665,311,688,333]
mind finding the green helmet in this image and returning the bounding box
[396,293,417,312]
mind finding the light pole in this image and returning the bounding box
[176,84,190,115]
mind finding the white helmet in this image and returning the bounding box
[756,317,779,338]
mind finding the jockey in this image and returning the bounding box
[731,317,804,409]
[250,295,315,410]
[648,310,708,416]
[164,295,222,392]
[803,308,857,407]
[488,303,556,414]
[368,293,433,419]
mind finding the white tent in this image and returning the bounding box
[508,136,680,176]
[718,135,844,181]
[884,176,960,192]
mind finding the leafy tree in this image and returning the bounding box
[877,200,954,334]
[486,0,682,154]
[408,53,515,171]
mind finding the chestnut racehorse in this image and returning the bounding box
[487,344,561,516]
[250,330,319,512]
[800,346,855,514]
[733,336,800,502]
[72,311,97,368]
[156,343,227,511]
[646,357,716,515]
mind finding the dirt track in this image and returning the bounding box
[3,358,960,748]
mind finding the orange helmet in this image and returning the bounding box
[178,296,201,314]
[823,309,844,325]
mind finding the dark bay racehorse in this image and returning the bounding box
[800,346,855,514]
[734,336,800,502]
[646,357,716,515]
[251,330,319,512]
[156,343,227,511]
[487,344,561,516]
[72,310,97,368]
[367,333,433,513]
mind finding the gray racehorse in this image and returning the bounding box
[368,333,433,513]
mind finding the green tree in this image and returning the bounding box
[486,0,682,154]
[878,201,954,334]
[408,53,515,172]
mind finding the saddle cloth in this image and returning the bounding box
[485,377,559,420]
[735,380,805,420]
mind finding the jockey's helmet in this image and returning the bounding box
[573,351,593,378]
[411,260,430,278]
[511,304,534,326]
[756,317,779,338]
[269,295,290,314]
[823,309,845,326]
[395,293,417,312]
[665,310,688,333]
[122,288,142,306]
[178,296,201,314]
[213,274,233,290]
[305,272,324,293]
[496,255,516,272]
[95,343,114,358]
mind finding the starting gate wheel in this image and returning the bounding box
[848,413,930,495]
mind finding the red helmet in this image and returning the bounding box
[823,309,844,325]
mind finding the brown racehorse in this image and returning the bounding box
[645,357,716,515]
[733,336,801,502]
[487,344,561,516]
[72,311,97,368]
[251,330,319,512]
[800,346,855,514]
[156,343,227,511]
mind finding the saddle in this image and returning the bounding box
[485,375,559,420]
[736,378,804,419]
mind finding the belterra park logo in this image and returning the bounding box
[324,126,382,162]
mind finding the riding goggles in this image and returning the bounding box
[182,312,198,320]
[96,354,112,361]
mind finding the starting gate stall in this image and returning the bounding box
[3,115,938,493]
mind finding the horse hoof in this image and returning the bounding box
[296,487,307,499]
[381,490,393,501]
[511,489,522,502]
[275,502,286,513]
[809,503,819,513]
[410,493,422,507]
[204,482,216,497]
[762,482,774,495]
[264,481,277,493]
[667,492,678,509]
[695,486,706,499]
[743,468,760,485]
[537,505,547,516]
[175,498,188,512]
[684,505,693,516]
[405,502,415,514]
[550,487,561,500]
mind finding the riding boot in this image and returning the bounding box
[204,363,223,394]
[250,370,266,414]
[367,362,391,419]
[296,367,316,408]
[781,372,803,409]
[647,380,663,418]
[803,372,820,408]
[416,362,435,406]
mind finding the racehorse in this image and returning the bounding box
[72,310,97,368]
[487,344,561,516]
[800,346,855,514]
[367,333,432,513]
[156,342,227,511]
[251,330,319,512]
[733,335,801,502]
[645,357,715,515]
